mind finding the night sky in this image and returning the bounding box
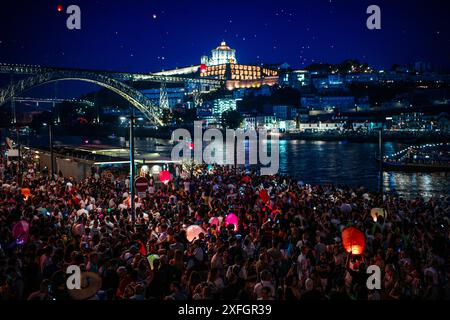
[0,0,449,96]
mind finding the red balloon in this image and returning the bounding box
[159,170,171,184]
[242,176,251,184]
[342,227,365,255]
[259,189,269,203]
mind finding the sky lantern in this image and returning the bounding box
[147,254,160,270]
[259,189,269,204]
[225,213,239,231]
[271,209,281,216]
[340,203,352,213]
[72,223,85,236]
[159,170,171,184]
[186,225,206,242]
[21,188,31,200]
[12,220,30,244]
[123,196,132,207]
[371,208,385,222]
[209,217,219,227]
[242,176,251,184]
[342,227,365,255]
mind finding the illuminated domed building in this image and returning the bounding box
[200,41,278,90]
[201,41,237,66]
[154,41,279,91]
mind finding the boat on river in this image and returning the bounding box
[376,143,450,172]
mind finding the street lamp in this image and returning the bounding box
[129,108,136,223]
[378,123,384,194]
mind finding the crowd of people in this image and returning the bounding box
[0,148,449,301]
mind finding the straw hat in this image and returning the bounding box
[68,272,102,300]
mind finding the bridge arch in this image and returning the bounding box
[0,71,163,125]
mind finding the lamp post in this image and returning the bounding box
[16,124,22,185]
[378,125,384,194]
[129,110,136,223]
[49,121,54,177]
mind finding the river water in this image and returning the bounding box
[24,134,450,200]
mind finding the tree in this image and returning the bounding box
[221,110,242,129]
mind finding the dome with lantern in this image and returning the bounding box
[204,40,237,66]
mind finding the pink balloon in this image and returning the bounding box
[225,213,239,231]
[186,225,206,242]
[209,217,219,226]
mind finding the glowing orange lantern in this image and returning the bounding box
[342,227,365,255]
[21,188,31,200]
[159,170,171,184]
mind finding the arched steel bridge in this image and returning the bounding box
[0,63,223,124]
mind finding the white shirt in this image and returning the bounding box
[226,265,247,280]
[254,280,275,299]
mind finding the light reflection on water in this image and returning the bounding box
[275,140,449,199]
[223,139,448,199]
